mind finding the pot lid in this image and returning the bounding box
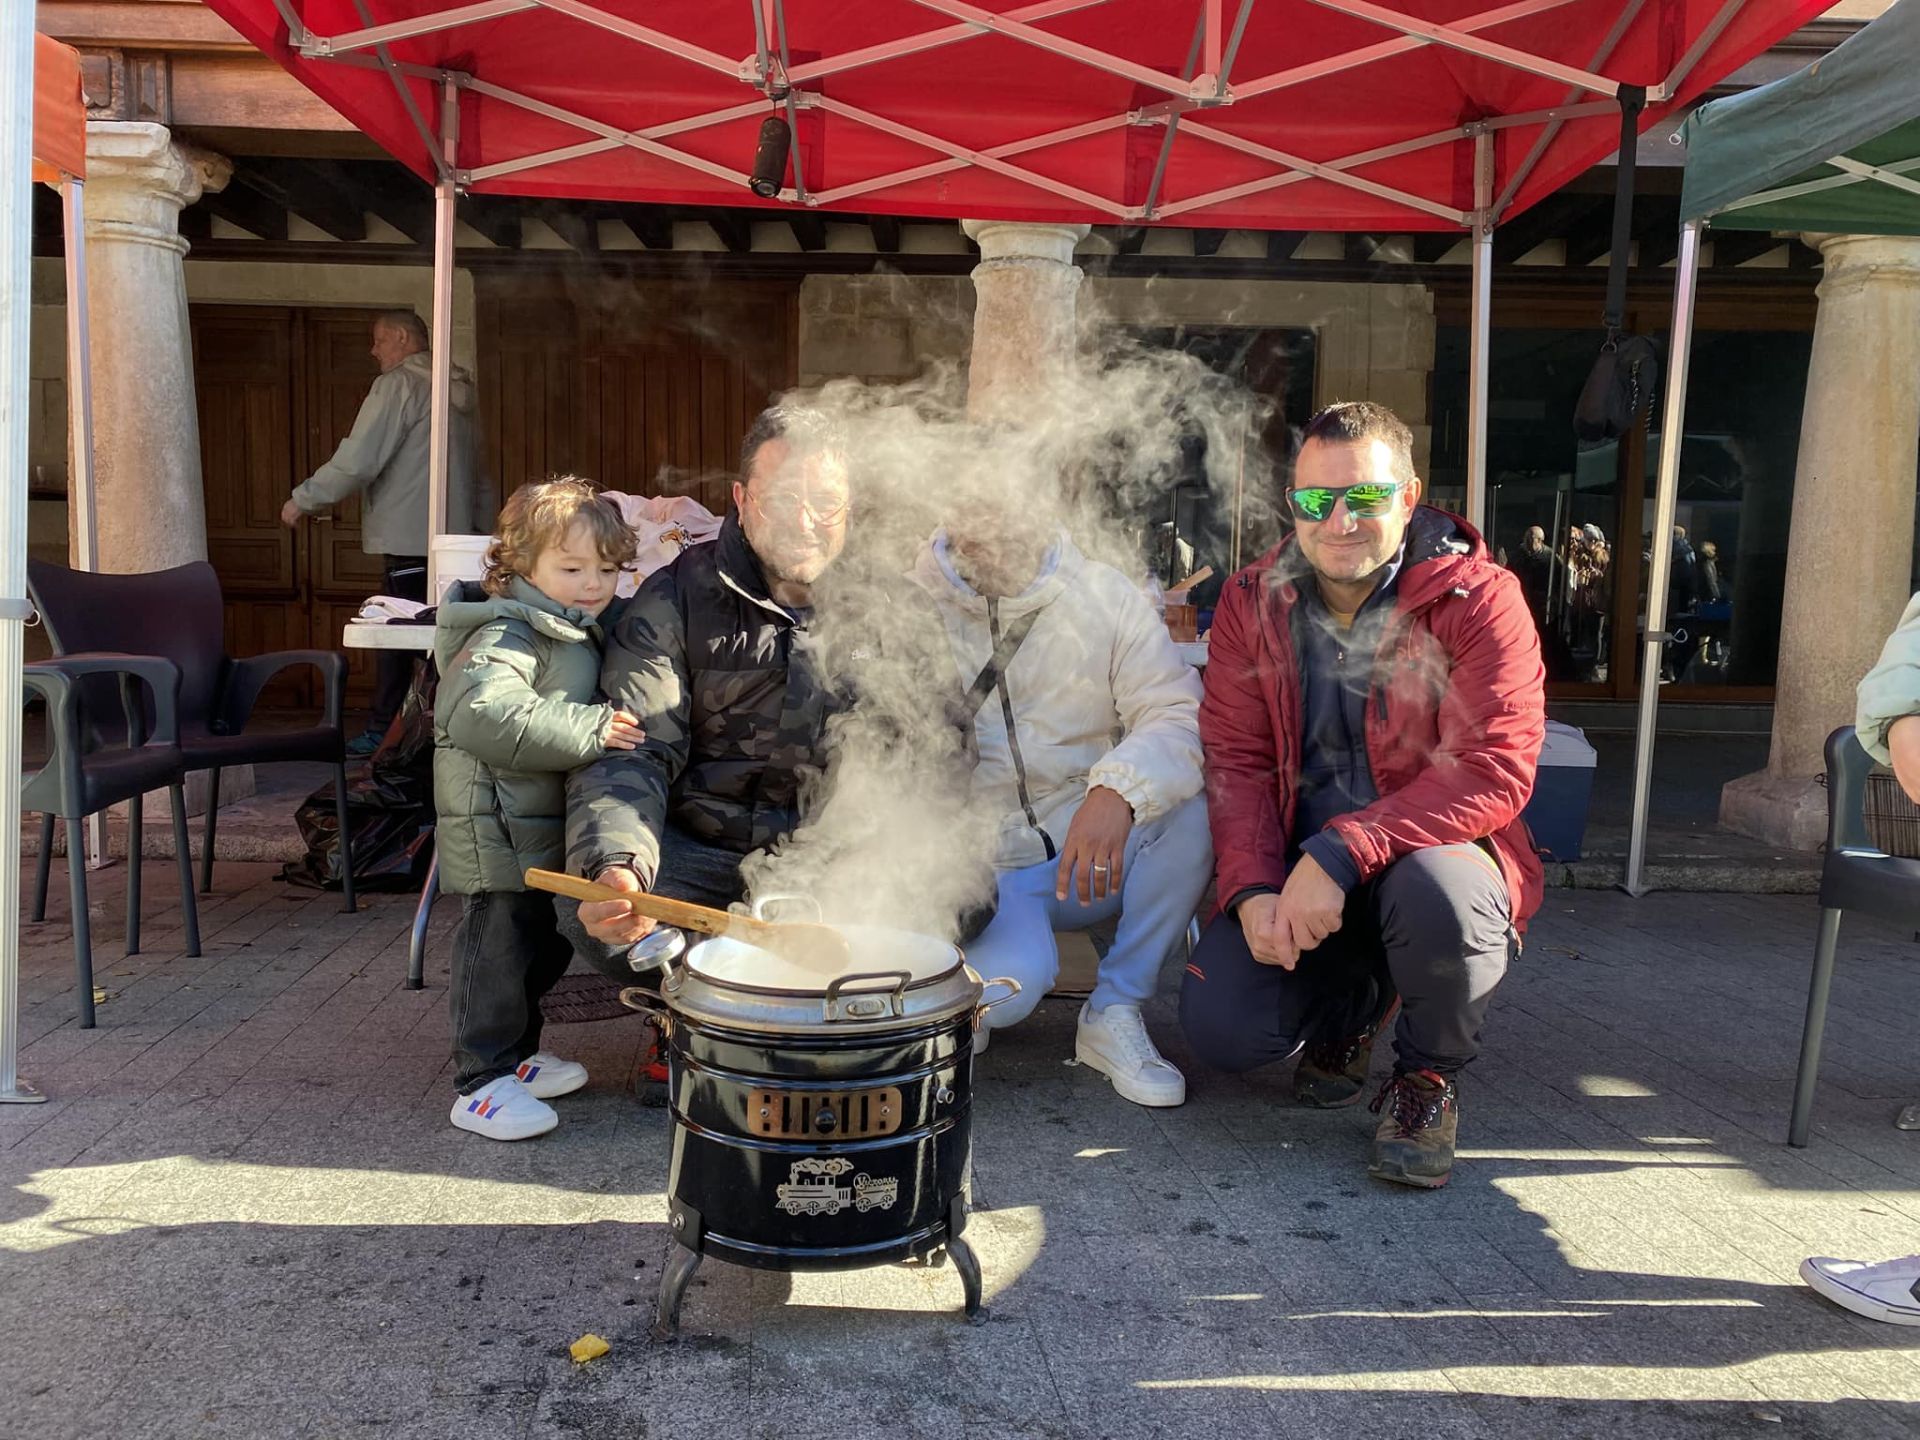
[685,923,961,996]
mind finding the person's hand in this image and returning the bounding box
[1055,785,1134,904]
[1890,715,1920,804]
[579,865,655,944]
[1237,893,1296,969]
[1273,851,1345,956]
[604,709,646,752]
[279,497,304,528]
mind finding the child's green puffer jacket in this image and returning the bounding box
[432,577,624,894]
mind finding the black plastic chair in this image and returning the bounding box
[1787,725,1920,1147]
[25,655,203,1028]
[27,559,357,913]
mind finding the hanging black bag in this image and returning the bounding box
[1574,85,1661,446]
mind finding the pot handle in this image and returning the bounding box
[822,969,913,1022]
[977,977,1023,1013]
[751,892,824,923]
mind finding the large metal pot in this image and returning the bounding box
[622,899,1019,1338]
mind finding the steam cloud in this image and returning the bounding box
[735,295,1286,946]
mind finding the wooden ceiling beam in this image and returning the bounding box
[344,165,433,245]
[461,195,523,249]
[201,182,288,242]
[531,203,595,253]
[233,158,367,241]
[706,212,751,254]
[1710,229,1785,267]
[789,214,827,252]
[1265,231,1306,261]
[620,209,673,250]
[1492,193,1605,266]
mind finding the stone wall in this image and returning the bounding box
[796,273,975,388]
[795,271,1436,471]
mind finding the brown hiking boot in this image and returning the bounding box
[1368,1069,1458,1189]
[1293,989,1401,1108]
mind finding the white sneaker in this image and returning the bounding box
[514,1051,588,1099]
[1802,1255,1920,1326]
[1075,1001,1186,1108]
[451,1074,558,1141]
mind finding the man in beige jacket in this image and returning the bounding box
[282,309,479,752]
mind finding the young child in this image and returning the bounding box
[434,477,644,1140]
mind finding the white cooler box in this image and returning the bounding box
[1522,720,1597,861]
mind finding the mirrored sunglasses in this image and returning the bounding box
[1287,481,1403,523]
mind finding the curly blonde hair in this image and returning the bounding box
[482,476,638,596]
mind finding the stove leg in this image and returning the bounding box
[947,1233,987,1324]
[652,1243,703,1342]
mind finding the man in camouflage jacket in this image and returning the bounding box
[563,405,854,960]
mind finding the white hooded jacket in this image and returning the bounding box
[912,531,1204,871]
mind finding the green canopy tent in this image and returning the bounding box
[1625,0,1920,893]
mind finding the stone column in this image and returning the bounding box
[80,122,230,575]
[961,220,1090,421]
[1721,233,1920,849]
[81,124,250,820]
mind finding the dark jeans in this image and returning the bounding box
[367,553,428,738]
[449,889,574,1092]
[556,823,752,982]
[1180,843,1514,1077]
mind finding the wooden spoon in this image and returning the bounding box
[523,868,852,975]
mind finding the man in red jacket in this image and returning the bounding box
[1183,401,1544,1189]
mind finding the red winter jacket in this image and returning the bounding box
[1200,507,1547,935]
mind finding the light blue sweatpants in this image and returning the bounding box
[966,793,1213,1029]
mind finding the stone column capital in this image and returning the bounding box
[83,122,231,256]
[1800,231,1920,297]
[962,219,1091,268]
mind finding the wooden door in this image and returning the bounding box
[478,274,798,514]
[192,305,389,711]
[303,310,388,708]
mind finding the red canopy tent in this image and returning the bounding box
[212,0,1822,227]
[202,0,1831,584]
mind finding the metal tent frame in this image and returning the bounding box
[242,0,1776,593]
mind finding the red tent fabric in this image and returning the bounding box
[203,1,1832,229]
[33,34,86,184]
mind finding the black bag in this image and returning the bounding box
[281,657,440,892]
[1574,332,1661,445]
[1574,85,1660,447]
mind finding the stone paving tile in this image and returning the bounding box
[4,870,1920,1438]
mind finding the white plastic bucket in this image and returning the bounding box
[430,533,492,599]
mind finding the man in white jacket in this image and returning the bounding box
[912,520,1212,1107]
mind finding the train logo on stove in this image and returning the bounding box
[774,1157,900,1216]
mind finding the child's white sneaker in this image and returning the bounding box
[514,1051,588,1099]
[451,1074,558,1141]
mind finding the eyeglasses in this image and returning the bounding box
[745,488,850,526]
[1287,481,1403,523]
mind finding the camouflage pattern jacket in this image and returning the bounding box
[566,514,843,884]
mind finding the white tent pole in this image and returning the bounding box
[62,178,107,871]
[1625,217,1704,897]
[427,77,458,602]
[63,182,96,576]
[1,0,45,1103]
[1465,128,1493,532]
